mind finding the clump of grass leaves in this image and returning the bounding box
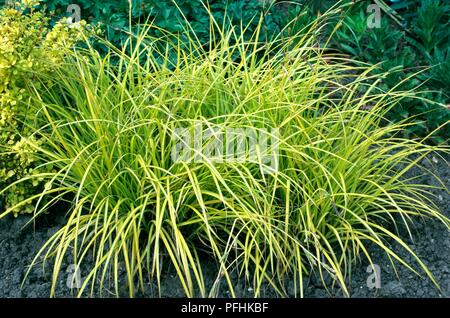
[1,5,449,298]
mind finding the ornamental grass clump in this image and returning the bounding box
[1,7,448,297]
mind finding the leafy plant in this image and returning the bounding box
[330,0,450,143]
[407,0,449,55]
[2,8,449,298]
[0,0,88,214]
[33,0,293,49]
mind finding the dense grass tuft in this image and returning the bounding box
[1,9,449,297]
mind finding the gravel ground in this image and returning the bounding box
[0,154,448,298]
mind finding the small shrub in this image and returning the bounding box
[0,0,87,214]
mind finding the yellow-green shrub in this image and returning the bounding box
[0,0,86,215]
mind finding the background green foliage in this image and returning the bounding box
[39,0,291,47]
[329,0,450,143]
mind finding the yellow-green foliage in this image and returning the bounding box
[6,15,448,298]
[0,0,86,215]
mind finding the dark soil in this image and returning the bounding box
[0,154,448,298]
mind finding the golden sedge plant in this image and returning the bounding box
[1,5,449,297]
